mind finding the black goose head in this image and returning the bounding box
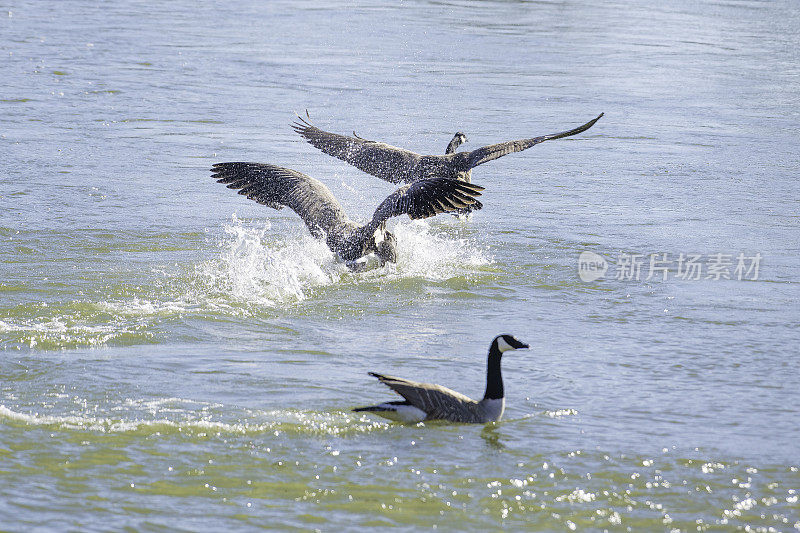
[446,131,468,154]
[490,334,529,356]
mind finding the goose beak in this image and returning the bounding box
[509,338,529,350]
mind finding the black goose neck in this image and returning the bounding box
[483,344,504,400]
[445,136,461,155]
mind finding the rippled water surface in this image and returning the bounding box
[2,0,799,530]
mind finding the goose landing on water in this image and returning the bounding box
[353,334,529,424]
[210,163,484,270]
[292,112,603,189]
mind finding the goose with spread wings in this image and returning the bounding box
[353,334,529,423]
[210,163,484,269]
[292,113,603,188]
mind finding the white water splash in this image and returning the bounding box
[194,215,493,307]
[391,219,493,279]
[194,215,348,307]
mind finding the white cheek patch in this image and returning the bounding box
[373,228,385,244]
[497,337,515,353]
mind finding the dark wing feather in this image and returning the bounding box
[370,178,484,226]
[465,113,603,169]
[210,162,349,238]
[292,115,423,184]
[368,372,477,420]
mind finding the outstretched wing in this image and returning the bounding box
[370,178,484,226]
[210,162,349,238]
[369,372,478,421]
[292,114,423,184]
[465,113,603,169]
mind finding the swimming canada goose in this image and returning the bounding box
[353,334,529,423]
[210,163,484,269]
[292,112,603,187]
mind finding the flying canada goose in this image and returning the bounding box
[292,112,603,188]
[353,334,529,423]
[210,162,484,269]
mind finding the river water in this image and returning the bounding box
[2,0,799,530]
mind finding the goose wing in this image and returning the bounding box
[292,114,423,184]
[210,162,349,238]
[369,178,484,226]
[464,113,603,169]
[369,372,478,421]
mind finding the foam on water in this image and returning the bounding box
[0,315,155,349]
[96,298,190,317]
[0,403,388,437]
